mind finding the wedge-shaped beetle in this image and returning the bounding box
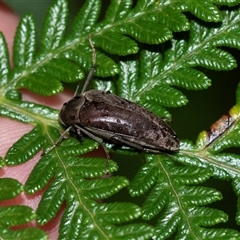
[55,37,179,160]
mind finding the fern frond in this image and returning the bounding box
[94,7,240,120]
[0,178,47,239]
[136,8,240,116]
[129,155,240,239]
[3,0,238,97]
[1,1,240,239]
[23,140,154,239]
[176,82,240,228]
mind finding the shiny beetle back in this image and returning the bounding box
[59,89,179,152]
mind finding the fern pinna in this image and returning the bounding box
[0,0,240,239]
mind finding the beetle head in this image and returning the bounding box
[59,94,85,127]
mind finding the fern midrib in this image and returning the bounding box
[1,98,58,126]
[182,150,240,178]
[56,149,110,239]
[157,155,199,239]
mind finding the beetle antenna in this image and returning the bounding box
[80,36,97,94]
[73,85,80,96]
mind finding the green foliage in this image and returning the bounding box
[0,178,47,239]
[1,0,240,239]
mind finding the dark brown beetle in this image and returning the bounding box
[59,90,179,157]
[51,37,179,160]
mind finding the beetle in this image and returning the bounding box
[50,37,179,161]
[59,89,179,156]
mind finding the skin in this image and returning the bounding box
[0,2,105,239]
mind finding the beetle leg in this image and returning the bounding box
[74,124,110,171]
[74,125,110,158]
[111,135,144,151]
[43,126,73,155]
[74,127,83,142]
[111,135,164,153]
